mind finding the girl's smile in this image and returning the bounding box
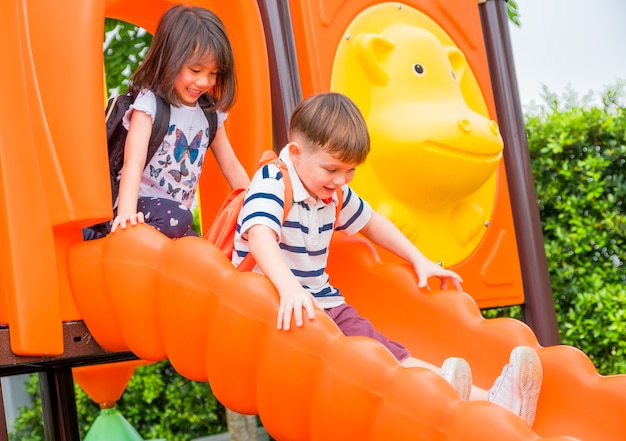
[174,59,218,106]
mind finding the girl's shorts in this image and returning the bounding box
[137,196,198,239]
[324,303,411,362]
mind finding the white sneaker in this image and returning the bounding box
[440,357,472,401]
[488,346,543,426]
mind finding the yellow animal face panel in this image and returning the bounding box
[332,3,503,266]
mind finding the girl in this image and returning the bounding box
[111,4,249,238]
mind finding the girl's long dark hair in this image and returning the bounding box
[128,4,236,111]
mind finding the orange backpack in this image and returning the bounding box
[205,149,343,272]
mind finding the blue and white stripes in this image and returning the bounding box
[232,152,372,307]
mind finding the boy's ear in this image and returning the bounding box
[287,142,302,163]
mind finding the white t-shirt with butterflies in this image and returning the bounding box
[122,89,227,207]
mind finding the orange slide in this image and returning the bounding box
[67,225,626,441]
[2,0,626,440]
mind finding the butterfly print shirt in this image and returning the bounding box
[123,89,227,207]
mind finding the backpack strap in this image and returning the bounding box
[146,95,170,168]
[198,94,218,146]
[334,186,344,228]
[276,160,294,219]
[206,110,218,146]
[237,157,345,272]
[236,157,293,272]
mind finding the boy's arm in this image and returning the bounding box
[112,110,152,232]
[247,224,318,330]
[359,211,463,291]
[210,126,250,189]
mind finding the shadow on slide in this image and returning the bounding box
[68,226,626,441]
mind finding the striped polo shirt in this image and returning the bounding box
[232,147,372,308]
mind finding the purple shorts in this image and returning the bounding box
[137,197,198,239]
[325,303,411,362]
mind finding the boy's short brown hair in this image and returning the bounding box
[288,92,370,164]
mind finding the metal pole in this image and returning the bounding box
[256,0,303,148]
[39,368,80,441]
[0,384,8,441]
[479,0,560,346]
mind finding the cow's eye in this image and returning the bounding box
[413,63,425,76]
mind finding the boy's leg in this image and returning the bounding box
[325,304,411,362]
[407,346,542,427]
[138,197,194,239]
[324,303,542,424]
[326,304,475,400]
[400,356,476,401]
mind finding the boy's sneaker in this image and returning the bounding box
[488,346,543,426]
[440,357,472,401]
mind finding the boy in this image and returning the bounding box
[232,92,542,426]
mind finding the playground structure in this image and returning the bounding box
[1,0,626,440]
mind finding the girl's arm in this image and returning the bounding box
[359,211,463,291]
[247,224,318,330]
[210,126,250,188]
[111,110,152,232]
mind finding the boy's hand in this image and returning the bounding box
[111,212,145,233]
[360,212,463,291]
[415,258,463,291]
[277,289,318,331]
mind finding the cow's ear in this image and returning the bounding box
[353,33,395,86]
[445,46,466,84]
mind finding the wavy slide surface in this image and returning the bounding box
[68,226,626,441]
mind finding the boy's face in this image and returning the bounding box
[289,141,358,200]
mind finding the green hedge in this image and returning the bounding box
[523,82,626,375]
[103,18,151,96]
[9,361,226,441]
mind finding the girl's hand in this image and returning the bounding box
[277,289,318,331]
[415,258,464,291]
[111,212,145,233]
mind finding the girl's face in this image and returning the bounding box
[288,141,358,201]
[174,57,219,106]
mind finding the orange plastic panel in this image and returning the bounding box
[0,0,271,356]
[0,0,110,355]
[73,360,150,407]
